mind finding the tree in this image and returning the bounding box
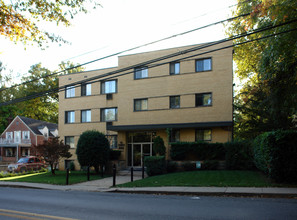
[226,0,297,139]
[34,137,72,175]
[153,136,166,156]
[0,0,100,47]
[76,130,110,174]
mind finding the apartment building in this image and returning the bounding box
[58,41,233,170]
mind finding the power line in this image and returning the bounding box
[0,11,251,93]
[1,19,296,107]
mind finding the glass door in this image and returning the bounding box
[128,143,152,167]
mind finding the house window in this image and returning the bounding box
[81,83,91,96]
[81,110,91,123]
[101,108,117,122]
[6,132,13,140]
[106,135,118,149]
[170,62,180,75]
[196,58,212,72]
[65,111,75,123]
[169,129,180,143]
[14,131,21,143]
[134,67,148,79]
[170,96,180,109]
[65,86,75,98]
[22,148,30,156]
[65,136,75,149]
[5,148,16,157]
[195,93,212,107]
[22,131,30,140]
[196,129,212,141]
[134,99,148,111]
[101,80,117,94]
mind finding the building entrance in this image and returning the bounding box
[127,132,155,167]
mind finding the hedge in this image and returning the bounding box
[225,140,255,170]
[144,156,166,176]
[170,142,225,161]
[253,130,297,183]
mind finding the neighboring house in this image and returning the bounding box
[58,41,233,170]
[0,116,58,163]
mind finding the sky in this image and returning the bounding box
[0,0,236,84]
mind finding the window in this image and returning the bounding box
[106,135,118,149]
[81,110,91,123]
[65,86,75,98]
[170,96,180,109]
[134,67,148,79]
[101,80,117,94]
[134,99,148,111]
[101,108,117,122]
[196,129,212,141]
[170,62,180,75]
[5,148,15,157]
[196,58,212,72]
[65,136,75,149]
[14,131,21,143]
[6,132,13,140]
[196,93,212,107]
[22,131,30,140]
[65,111,75,123]
[169,129,180,143]
[81,83,91,96]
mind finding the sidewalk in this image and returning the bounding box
[1,171,297,198]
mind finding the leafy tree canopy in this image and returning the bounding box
[227,0,297,139]
[0,0,100,47]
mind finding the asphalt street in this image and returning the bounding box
[1,187,297,220]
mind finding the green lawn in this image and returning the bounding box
[117,170,289,188]
[2,171,107,185]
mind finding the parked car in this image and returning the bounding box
[7,156,46,173]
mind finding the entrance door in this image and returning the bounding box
[128,143,152,167]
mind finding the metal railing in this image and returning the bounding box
[0,138,31,145]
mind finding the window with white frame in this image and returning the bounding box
[101,80,117,94]
[81,110,91,123]
[14,131,21,143]
[81,83,91,96]
[65,136,75,149]
[101,108,117,122]
[195,58,212,72]
[134,99,148,111]
[134,67,148,79]
[65,86,75,98]
[65,111,75,123]
[6,132,13,140]
[170,62,180,75]
[22,131,30,140]
[196,129,212,141]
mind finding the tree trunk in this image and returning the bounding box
[50,164,55,175]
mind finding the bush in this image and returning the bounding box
[182,162,196,171]
[170,142,225,160]
[225,140,255,170]
[109,150,121,160]
[144,156,166,176]
[166,161,178,173]
[76,130,110,174]
[153,136,166,156]
[202,160,219,170]
[253,130,297,183]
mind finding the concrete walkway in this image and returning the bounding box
[1,171,297,198]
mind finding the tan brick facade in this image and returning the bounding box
[58,41,233,170]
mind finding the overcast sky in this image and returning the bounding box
[0,0,236,83]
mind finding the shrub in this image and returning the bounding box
[225,140,255,170]
[253,130,297,183]
[69,161,75,171]
[76,130,110,174]
[202,160,219,170]
[166,161,178,173]
[153,136,166,156]
[109,150,121,160]
[144,156,166,176]
[182,162,196,171]
[170,142,225,160]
